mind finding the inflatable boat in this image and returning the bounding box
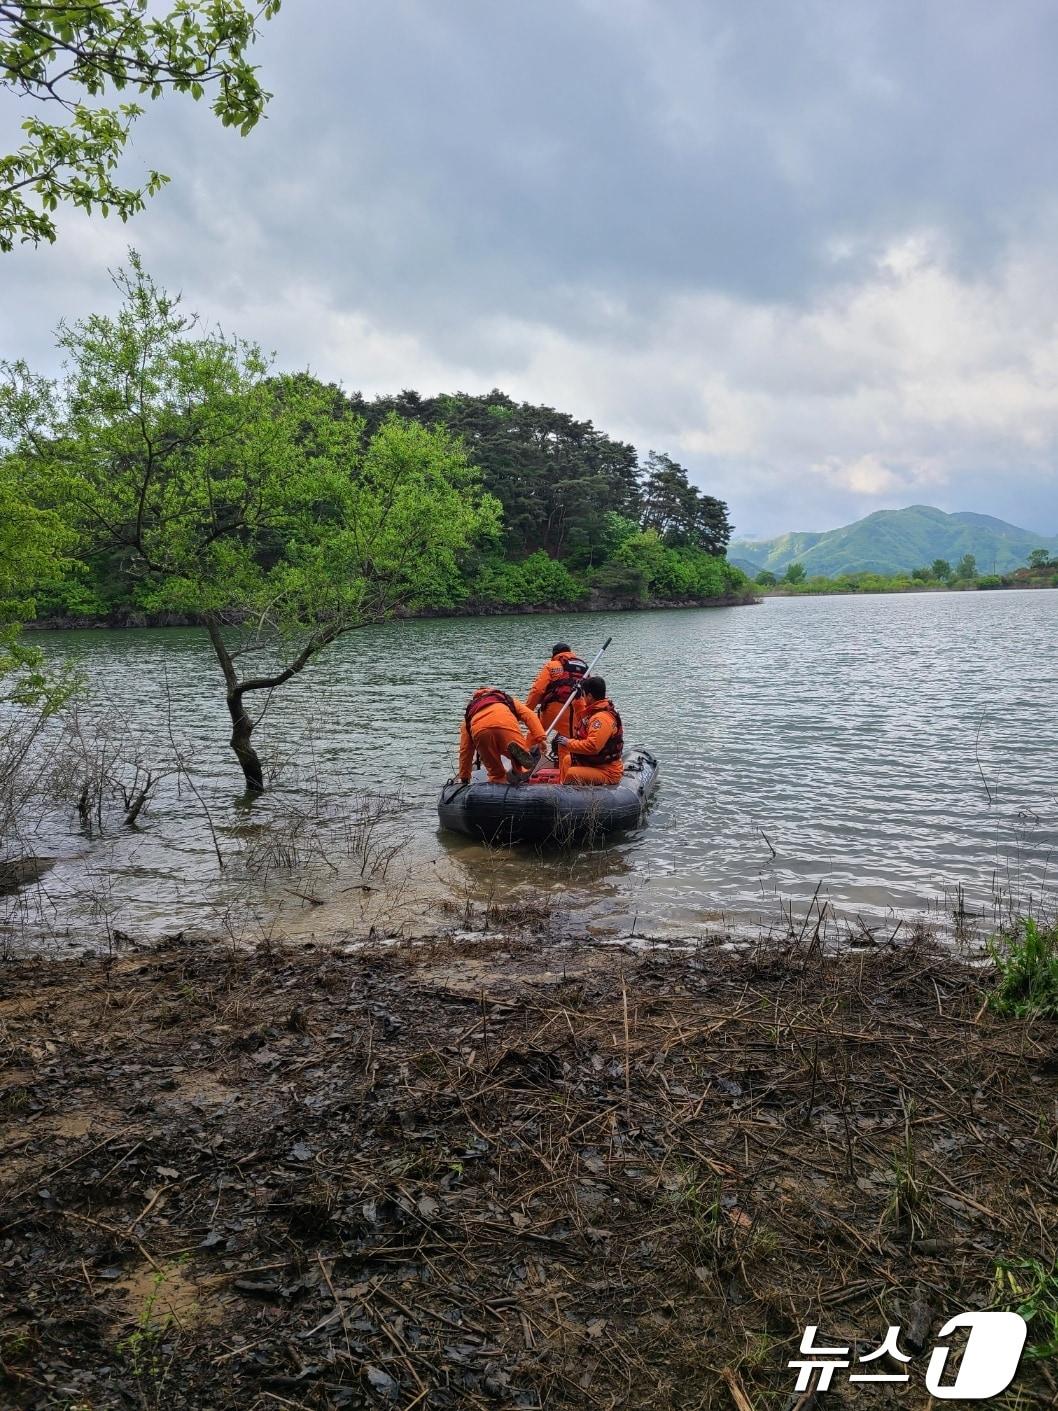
[437,748,659,845]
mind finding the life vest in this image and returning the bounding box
[540,656,588,708]
[465,689,517,732]
[574,701,624,766]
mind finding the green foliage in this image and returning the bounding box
[994,1258,1058,1359]
[0,1,281,250]
[2,255,501,785]
[0,447,76,709]
[510,551,586,606]
[931,558,953,580]
[988,917,1058,1019]
[639,451,732,555]
[601,512,642,557]
[955,552,978,580]
[355,389,645,566]
[349,390,733,571]
[783,561,806,584]
[2,262,748,665]
[754,569,777,586]
[1027,548,1052,570]
[613,529,743,600]
[588,558,648,599]
[977,574,1002,589]
[7,257,498,635]
[469,551,585,607]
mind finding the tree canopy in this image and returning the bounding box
[349,389,733,568]
[1,255,501,786]
[0,0,281,250]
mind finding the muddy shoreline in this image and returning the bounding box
[2,923,1056,1408]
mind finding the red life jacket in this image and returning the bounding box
[540,655,588,708]
[574,701,624,766]
[465,689,517,732]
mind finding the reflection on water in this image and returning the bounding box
[7,590,1058,949]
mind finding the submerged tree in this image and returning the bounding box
[1,255,500,789]
[1,0,281,251]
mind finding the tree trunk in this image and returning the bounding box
[203,613,343,793]
[226,689,264,792]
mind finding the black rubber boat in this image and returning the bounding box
[437,748,659,845]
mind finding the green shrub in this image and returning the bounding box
[513,551,586,605]
[987,916,1058,1018]
[994,1258,1058,1358]
[589,559,648,598]
[471,551,586,607]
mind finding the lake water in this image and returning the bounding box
[8,590,1057,951]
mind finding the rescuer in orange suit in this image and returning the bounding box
[553,676,624,786]
[526,642,589,731]
[458,688,547,784]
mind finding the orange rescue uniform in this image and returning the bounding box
[459,688,547,784]
[526,650,588,731]
[558,699,624,786]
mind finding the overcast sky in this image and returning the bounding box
[3,0,1058,538]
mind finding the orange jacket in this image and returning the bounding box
[526,651,581,711]
[527,650,588,730]
[564,699,622,762]
[458,689,546,781]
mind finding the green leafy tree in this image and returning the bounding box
[910,566,931,582]
[931,558,953,581]
[784,561,806,584]
[357,389,642,566]
[754,569,777,587]
[508,551,586,606]
[1028,548,1052,570]
[956,553,978,580]
[2,255,500,789]
[1,1,281,251]
[0,453,73,707]
[613,529,668,598]
[639,450,731,555]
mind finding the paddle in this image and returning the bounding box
[526,636,612,780]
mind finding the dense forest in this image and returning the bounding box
[23,382,747,623]
[0,259,749,785]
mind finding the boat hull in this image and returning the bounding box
[437,748,659,845]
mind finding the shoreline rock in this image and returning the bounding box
[25,590,760,632]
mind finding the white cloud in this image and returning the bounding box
[4,0,1058,537]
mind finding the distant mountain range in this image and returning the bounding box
[730,506,1058,578]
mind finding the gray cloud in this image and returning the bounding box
[2,0,1057,536]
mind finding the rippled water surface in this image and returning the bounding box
[12,591,1058,947]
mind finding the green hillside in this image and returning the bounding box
[731,505,1058,578]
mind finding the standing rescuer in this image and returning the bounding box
[459,687,547,784]
[526,643,589,731]
[553,676,624,786]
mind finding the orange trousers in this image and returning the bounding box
[539,697,586,732]
[474,725,533,783]
[557,746,623,786]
